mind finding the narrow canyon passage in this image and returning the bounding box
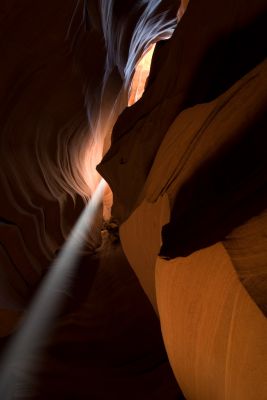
[1,0,267,398]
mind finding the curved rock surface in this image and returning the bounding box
[1,0,267,398]
[98,0,267,223]
[0,1,184,398]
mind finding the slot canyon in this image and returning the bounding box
[0,0,267,399]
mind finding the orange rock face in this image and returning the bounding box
[1,0,267,398]
[128,45,156,106]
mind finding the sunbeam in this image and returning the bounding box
[0,179,106,399]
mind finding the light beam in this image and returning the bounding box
[0,179,106,399]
